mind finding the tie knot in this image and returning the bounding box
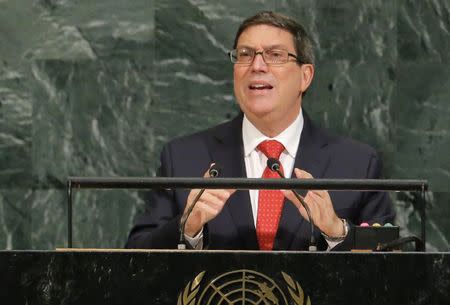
[257,140,285,159]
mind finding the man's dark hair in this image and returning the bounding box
[233,11,315,66]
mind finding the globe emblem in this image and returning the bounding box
[196,269,289,305]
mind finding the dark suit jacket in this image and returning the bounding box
[126,112,395,250]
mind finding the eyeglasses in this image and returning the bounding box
[229,47,301,65]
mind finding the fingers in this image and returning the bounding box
[289,168,343,235]
[281,189,310,221]
[203,166,212,178]
[183,163,232,236]
[187,188,235,209]
[185,186,235,227]
[284,168,335,224]
[293,168,329,198]
[196,189,235,209]
[293,167,312,179]
[184,188,235,236]
[189,162,235,208]
[282,187,331,227]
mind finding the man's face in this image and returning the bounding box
[233,24,313,125]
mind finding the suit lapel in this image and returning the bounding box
[294,111,331,179]
[275,111,330,250]
[207,114,259,249]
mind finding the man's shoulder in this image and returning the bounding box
[328,131,377,157]
[157,115,242,175]
[164,115,241,150]
[309,119,378,159]
[306,120,383,178]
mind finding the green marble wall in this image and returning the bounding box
[0,0,449,250]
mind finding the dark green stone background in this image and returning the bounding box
[0,0,449,250]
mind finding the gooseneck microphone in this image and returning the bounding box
[267,158,317,251]
[178,164,220,249]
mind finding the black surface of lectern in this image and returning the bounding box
[1,250,449,305]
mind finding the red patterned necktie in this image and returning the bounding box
[256,140,285,250]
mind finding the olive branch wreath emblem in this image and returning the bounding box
[177,270,311,305]
[177,271,206,305]
[281,271,311,305]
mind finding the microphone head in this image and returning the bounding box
[267,158,281,172]
[209,164,221,177]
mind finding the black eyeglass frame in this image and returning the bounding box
[228,48,303,65]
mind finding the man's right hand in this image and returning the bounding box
[183,168,235,237]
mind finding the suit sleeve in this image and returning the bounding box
[357,153,396,225]
[125,143,183,249]
[332,152,396,251]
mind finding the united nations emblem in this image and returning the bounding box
[177,269,311,305]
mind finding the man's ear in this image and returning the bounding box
[300,64,314,93]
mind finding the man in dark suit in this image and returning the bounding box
[126,11,395,251]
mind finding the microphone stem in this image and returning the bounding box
[178,165,220,250]
[275,168,317,251]
[178,188,205,249]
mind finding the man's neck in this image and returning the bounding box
[246,107,301,138]
[242,108,303,157]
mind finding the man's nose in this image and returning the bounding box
[251,52,269,72]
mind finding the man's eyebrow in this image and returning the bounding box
[264,44,289,49]
[236,44,290,50]
[235,44,254,49]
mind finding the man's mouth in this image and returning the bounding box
[248,82,273,90]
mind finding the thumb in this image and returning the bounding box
[202,162,216,177]
[294,168,313,179]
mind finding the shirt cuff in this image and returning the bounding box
[325,239,344,251]
[323,218,350,250]
[184,228,204,249]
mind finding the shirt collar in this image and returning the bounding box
[242,109,304,158]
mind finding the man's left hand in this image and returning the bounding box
[281,168,344,238]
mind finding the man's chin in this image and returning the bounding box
[242,107,275,120]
